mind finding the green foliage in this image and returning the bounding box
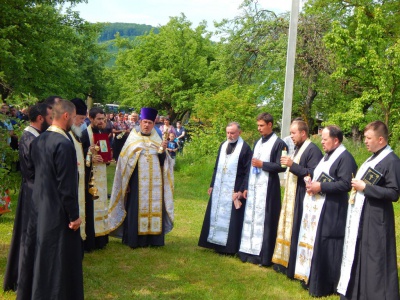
[0,94,37,194]
[0,1,108,101]
[315,3,400,143]
[184,84,259,159]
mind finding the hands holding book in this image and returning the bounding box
[305,181,321,196]
[351,179,366,192]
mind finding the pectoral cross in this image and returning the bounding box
[144,149,151,162]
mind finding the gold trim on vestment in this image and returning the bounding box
[70,131,87,240]
[272,139,311,267]
[47,125,70,140]
[87,125,109,237]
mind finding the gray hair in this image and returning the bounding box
[227,122,241,130]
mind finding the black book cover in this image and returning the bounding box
[317,172,335,183]
[361,167,382,185]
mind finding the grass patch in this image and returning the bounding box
[1,144,399,299]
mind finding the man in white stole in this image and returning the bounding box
[81,107,109,251]
[108,107,174,249]
[338,121,400,300]
[272,120,323,279]
[198,122,252,254]
[238,113,287,266]
[294,125,357,297]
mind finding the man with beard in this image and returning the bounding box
[272,120,323,278]
[198,122,252,255]
[108,107,174,249]
[238,113,287,266]
[3,103,52,292]
[294,125,357,297]
[17,99,83,300]
[81,107,109,252]
[70,98,88,249]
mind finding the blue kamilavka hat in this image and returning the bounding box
[140,107,158,122]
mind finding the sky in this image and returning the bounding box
[69,0,298,31]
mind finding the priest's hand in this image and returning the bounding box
[351,179,366,192]
[69,218,81,231]
[306,182,321,196]
[243,190,248,199]
[161,140,168,151]
[280,156,293,167]
[92,154,104,163]
[252,158,263,168]
[208,187,213,196]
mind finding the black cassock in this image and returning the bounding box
[81,127,109,252]
[3,127,40,292]
[198,140,253,254]
[17,130,83,300]
[307,149,357,297]
[273,142,323,278]
[341,151,400,300]
[238,133,287,266]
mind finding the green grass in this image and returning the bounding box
[1,144,399,299]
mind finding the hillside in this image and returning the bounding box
[98,22,159,42]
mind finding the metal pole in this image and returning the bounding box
[281,0,300,138]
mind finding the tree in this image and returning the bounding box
[293,13,334,131]
[112,14,218,121]
[0,1,106,101]
[187,84,258,158]
[323,5,400,140]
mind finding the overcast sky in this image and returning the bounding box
[69,0,298,30]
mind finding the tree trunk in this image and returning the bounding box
[352,126,361,142]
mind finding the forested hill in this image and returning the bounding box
[98,23,159,42]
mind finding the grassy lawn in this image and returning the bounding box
[1,143,400,299]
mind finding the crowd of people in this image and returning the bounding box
[1,97,399,299]
[198,114,400,299]
[95,111,186,162]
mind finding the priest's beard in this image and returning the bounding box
[41,119,50,132]
[227,137,239,144]
[71,124,83,138]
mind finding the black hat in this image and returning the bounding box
[70,98,87,116]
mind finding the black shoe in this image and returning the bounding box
[300,281,309,290]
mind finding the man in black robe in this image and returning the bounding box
[296,125,357,297]
[70,98,89,254]
[198,122,252,254]
[3,103,52,292]
[16,99,83,300]
[338,121,400,300]
[272,120,323,278]
[81,107,109,252]
[108,107,174,248]
[238,112,287,266]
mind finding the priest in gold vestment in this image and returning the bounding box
[108,107,174,248]
[272,120,322,278]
